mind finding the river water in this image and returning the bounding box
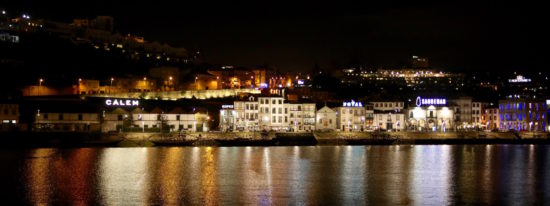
[1,145,549,205]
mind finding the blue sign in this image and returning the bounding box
[416,96,446,107]
[343,100,363,107]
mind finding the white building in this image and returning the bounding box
[287,102,316,132]
[335,100,367,132]
[407,106,454,131]
[35,112,101,132]
[373,112,405,131]
[233,96,259,131]
[258,96,288,131]
[450,97,472,128]
[371,101,404,112]
[316,106,337,131]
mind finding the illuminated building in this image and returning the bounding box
[258,96,288,131]
[0,103,19,131]
[482,107,499,131]
[287,102,316,132]
[232,96,259,131]
[370,101,405,131]
[450,97,473,128]
[335,100,367,132]
[316,106,336,131]
[373,112,405,131]
[498,98,546,132]
[406,97,455,131]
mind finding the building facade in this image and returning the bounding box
[498,99,546,131]
[406,105,455,131]
[1,103,19,131]
[316,106,336,131]
[373,112,406,131]
[335,101,367,132]
[482,107,499,131]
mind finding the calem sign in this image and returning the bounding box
[416,96,446,107]
[105,99,139,106]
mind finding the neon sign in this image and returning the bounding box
[106,99,139,106]
[222,105,234,109]
[509,75,531,83]
[416,96,446,107]
[343,100,363,107]
[297,80,304,85]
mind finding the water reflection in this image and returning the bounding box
[10,145,550,205]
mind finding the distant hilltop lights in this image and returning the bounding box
[105,99,139,106]
[508,75,531,83]
[343,100,363,107]
[416,96,446,107]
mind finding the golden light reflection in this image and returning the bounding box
[26,148,57,205]
[200,147,218,205]
[98,148,150,205]
[157,147,183,205]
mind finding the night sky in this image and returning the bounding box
[2,1,545,72]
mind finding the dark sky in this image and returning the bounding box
[2,1,545,72]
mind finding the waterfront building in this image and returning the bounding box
[0,103,19,131]
[373,112,405,131]
[406,96,454,131]
[35,113,101,132]
[258,96,288,131]
[482,107,499,131]
[232,96,259,131]
[370,101,405,112]
[315,106,337,131]
[287,102,316,132]
[498,98,546,131]
[450,96,473,129]
[335,100,367,132]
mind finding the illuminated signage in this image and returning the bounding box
[343,100,363,107]
[547,99,550,106]
[106,99,139,106]
[260,83,268,88]
[416,96,446,107]
[509,75,531,83]
[222,105,234,109]
[297,80,304,85]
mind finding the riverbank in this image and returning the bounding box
[2,131,550,147]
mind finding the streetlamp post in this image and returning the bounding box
[195,76,198,90]
[38,78,43,96]
[78,78,82,95]
[110,77,114,94]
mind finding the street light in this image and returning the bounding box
[78,78,82,95]
[110,77,114,94]
[38,78,43,96]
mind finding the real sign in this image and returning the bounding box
[416,96,446,107]
[222,105,234,109]
[343,100,363,107]
[106,99,139,106]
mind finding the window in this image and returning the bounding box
[290,113,294,118]
[157,115,161,120]
[176,115,180,120]
[298,106,301,111]
[272,116,276,123]
[272,100,276,104]
[59,114,64,120]
[188,125,192,129]
[279,100,282,104]
[78,114,83,121]
[272,108,276,114]
[285,116,288,122]
[254,105,258,110]
[279,108,282,114]
[285,108,288,114]
[329,119,332,124]
[118,115,123,121]
[278,116,282,123]
[179,125,183,130]
[429,111,433,117]
[246,104,249,110]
